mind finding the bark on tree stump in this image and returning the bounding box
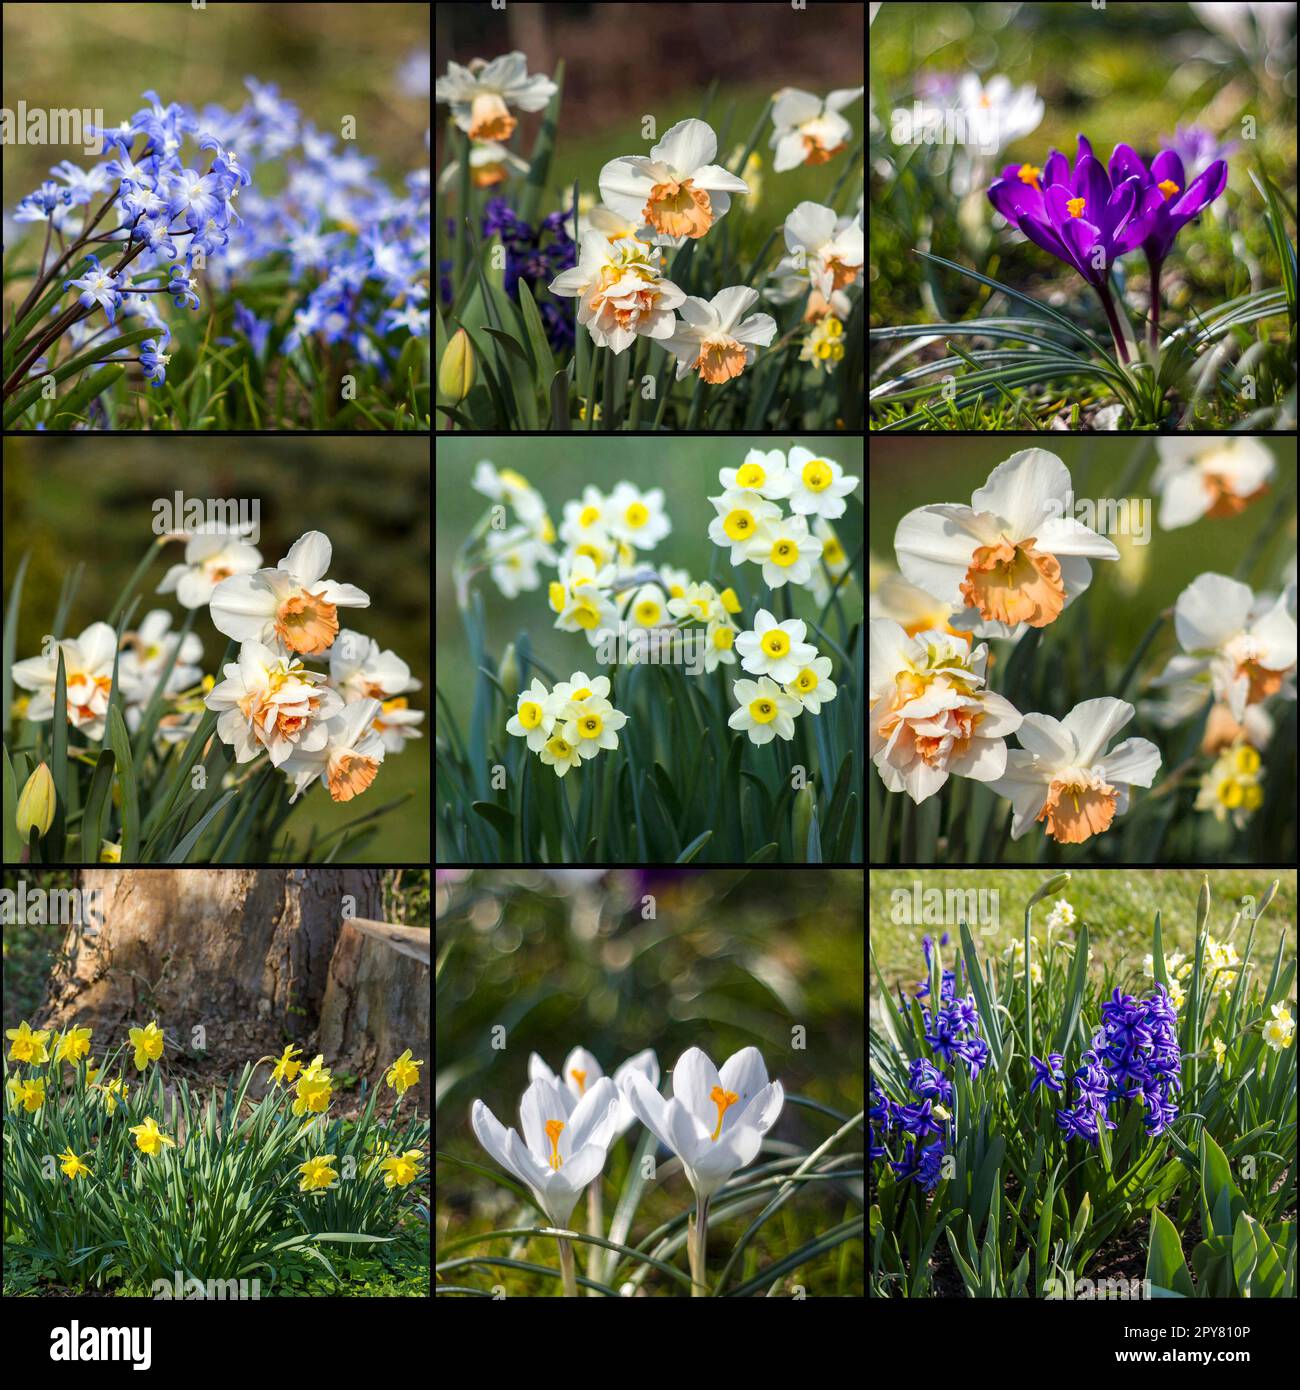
[318,918,430,1110]
[39,869,384,1064]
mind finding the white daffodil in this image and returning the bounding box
[707,489,782,564]
[622,1046,784,1201]
[558,486,610,549]
[728,676,802,744]
[785,446,860,520]
[988,697,1161,844]
[894,449,1120,638]
[328,629,421,704]
[369,696,425,753]
[472,460,548,525]
[603,482,672,548]
[769,202,864,304]
[769,86,862,170]
[484,524,555,598]
[702,620,739,672]
[549,232,685,354]
[278,697,386,803]
[809,518,853,607]
[666,581,722,626]
[624,582,670,630]
[869,571,967,641]
[785,655,837,713]
[735,608,817,683]
[549,558,621,641]
[1153,438,1275,529]
[599,119,749,242]
[204,641,343,766]
[719,448,792,501]
[546,672,612,724]
[117,610,205,705]
[209,530,369,659]
[561,697,627,759]
[11,621,118,739]
[529,1048,660,1142]
[471,1074,623,1227]
[663,285,776,384]
[435,50,557,141]
[157,527,262,609]
[870,620,1022,804]
[659,565,694,602]
[1150,574,1297,722]
[743,511,822,588]
[506,678,555,752]
[435,138,531,193]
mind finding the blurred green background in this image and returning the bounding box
[435,441,865,727]
[2,2,429,208]
[435,867,864,1295]
[2,440,430,861]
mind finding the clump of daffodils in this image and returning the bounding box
[1195,741,1265,829]
[1044,898,1076,931]
[727,608,838,745]
[798,313,845,373]
[1262,1002,1295,1052]
[506,670,628,777]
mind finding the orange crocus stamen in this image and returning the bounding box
[570,1068,587,1093]
[545,1118,565,1169]
[709,1085,739,1140]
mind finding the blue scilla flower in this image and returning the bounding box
[138,338,172,387]
[65,254,122,324]
[166,265,200,311]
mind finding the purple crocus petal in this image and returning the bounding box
[1118,184,1168,252]
[1060,215,1106,285]
[1073,154,1113,215]
[1017,211,1075,264]
[1150,149,1187,197]
[988,176,1045,227]
[1168,158,1227,223]
[1109,142,1149,188]
[1075,133,1094,167]
[1042,149,1070,189]
[1103,175,1139,239]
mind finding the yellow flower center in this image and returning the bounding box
[579,505,601,527]
[571,598,601,630]
[635,600,661,625]
[723,509,755,541]
[713,627,734,649]
[1218,779,1244,808]
[549,581,566,611]
[519,701,542,729]
[1157,178,1180,199]
[1017,162,1041,190]
[761,630,791,658]
[736,463,766,488]
[625,502,649,529]
[770,539,798,567]
[823,536,846,566]
[710,1085,739,1140]
[801,460,832,492]
[749,698,777,724]
[545,737,572,758]
[1066,197,1086,219]
[545,1118,565,1169]
[579,713,603,738]
[795,667,818,692]
[572,687,592,700]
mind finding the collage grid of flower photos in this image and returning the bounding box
[435,2,865,869]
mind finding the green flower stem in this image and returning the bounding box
[557,1233,577,1296]
[586,1179,603,1295]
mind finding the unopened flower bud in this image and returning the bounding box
[439,328,476,403]
[498,643,520,702]
[17,762,56,840]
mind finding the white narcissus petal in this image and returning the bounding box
[1033,516,1119,559]
[986,751,1052,838]
[1158,467,1216,529]
[651,118,717,174]
[1097,737,1161,788]
[970,449,1073,541]
[1251,593,1297,670]
[1013,712,1076,766]
[1175,573,1253,652]
[1060,697,1134,767]
[893,504,1002,605]
[281,530,332,585]
[948,737,1007,781]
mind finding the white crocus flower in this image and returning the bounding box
[894,449,1120,639]
[1150,574,1297,722]
[278,697,387,803]
[663,285,777,384]
[870,620,1022,804]
[435,51,557,141]
[622,1046,784,1201]
[599,119,749,243]
[769,86,862,171]
[209,531,369,658]
[728,676,802,744]
[1153,438,1276,529]
[785,446,860,520]
[117,610,205,705]
[157,527,263,609]
[471,1074,623,1227]
[953,74,1044,156]
[11,621,118,739]
[772,202,864,303]
[550,231,686,355]
[743,511,822,588]
[529,1047,660,1141]
[735,608,817,683]
[988,697,1161,844]
[204,640,343,766]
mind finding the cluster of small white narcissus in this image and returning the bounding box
[506,672,629,778]
[728,609,838,745]
[436,51,864,379]
[870,446,1298,846]
[11,528,423,822]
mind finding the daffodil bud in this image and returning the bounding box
[439,327,476,403]
[498,642,520,701]
[1027,871,1070,908]
[793,785,814,859]
[17,762,56,840]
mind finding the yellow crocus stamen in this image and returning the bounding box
[570,1068,587,1093]
[709,1085,739,1140]
[1157,178,1180,199]
[545,1118,565,1169]
[1066,197,1086,218]
[1017,162,1041,190]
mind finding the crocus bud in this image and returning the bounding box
[439,328,476,403]
[498,642,520,702]
[17,762,56,839]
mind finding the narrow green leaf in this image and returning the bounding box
[107,704,140,861]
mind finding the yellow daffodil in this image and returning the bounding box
[271,1043,304,1084]
[385,1048,424,1096]
[8,1076,46,1112]
[128,1020,165,1071]
[291,1056,334,1115]
[60,1147,93,1180]
[127,1115,176,1156]
[6,1020,51,1064]
[377,1149,425,1188]
[85,1058,101,1086]
[298,1154,339,1191]
[1263,1002,1295,1052]
[55,1024,93,1064]
[94,1076,129,1114]
[1212,1037,1227,1068]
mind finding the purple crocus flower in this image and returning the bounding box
[1108,143,1228,267]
